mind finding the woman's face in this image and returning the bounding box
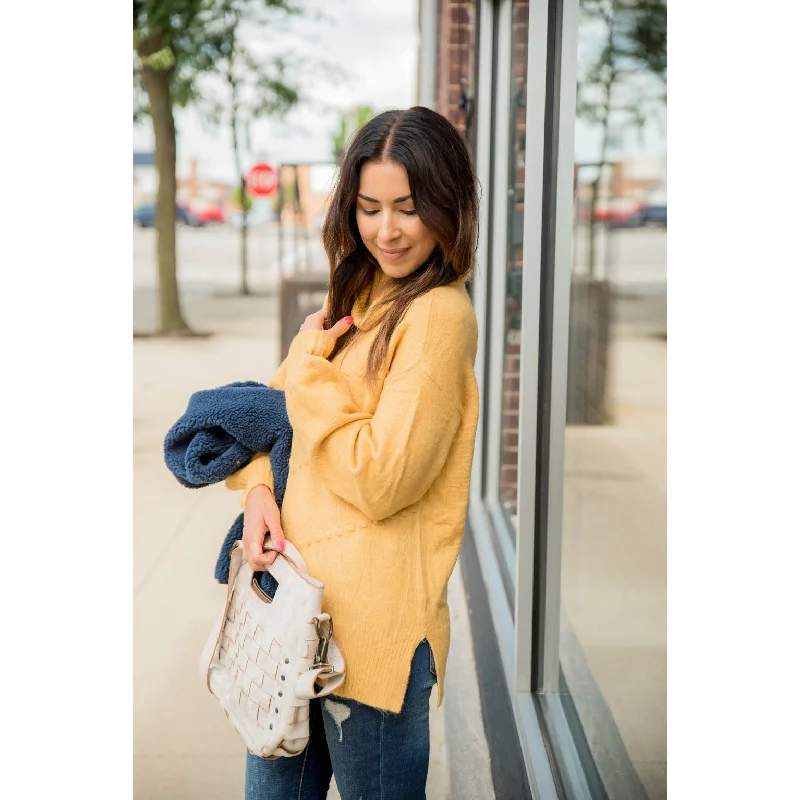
[355,160,438,279]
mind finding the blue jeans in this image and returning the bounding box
[244,639,438,800]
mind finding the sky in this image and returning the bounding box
[133,0,419,183]
[132,0,666,185]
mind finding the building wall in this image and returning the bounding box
[133,165,158,207]
[436,0,478,139]
[431,1,668,796]
[436,0,529,510]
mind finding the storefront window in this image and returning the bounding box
[557,2,667,798]
[498,0,529,536]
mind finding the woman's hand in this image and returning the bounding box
[297,301,354,339]
[243,484,285,569]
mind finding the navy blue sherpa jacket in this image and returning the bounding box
[163,381,292,592]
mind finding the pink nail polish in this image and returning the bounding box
[345,316,354,324]
[275,541,285,551]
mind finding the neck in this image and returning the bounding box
[372,268,393,290]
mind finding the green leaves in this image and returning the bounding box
[140,46,176,70]
[133,0,318,139]
[575,0,666,159]
[331,105,377,161]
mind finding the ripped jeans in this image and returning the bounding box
[244,639,438,800]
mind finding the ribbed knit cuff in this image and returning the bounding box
[289,329,335,359]
[243,480,273,506]
[241,456,274,509]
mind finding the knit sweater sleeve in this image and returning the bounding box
[224,356,289,505]
[284,291,477,523]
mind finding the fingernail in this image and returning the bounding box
[345,316,354,325]
[275,541,285,551]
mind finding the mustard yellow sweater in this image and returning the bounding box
[225,269,479,713]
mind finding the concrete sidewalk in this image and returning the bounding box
[133,285,466,798]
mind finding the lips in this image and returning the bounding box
[378,247,410,261]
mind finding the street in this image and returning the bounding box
[572,223,667,291]
[133,223,325,294]
[134,222,665,339]
[133,221,666,294]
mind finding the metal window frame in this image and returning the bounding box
[513,0,550,695]
[480,0,521,597]
[531,3,625,797]
[469,495,561,799]
[528,1,609,797]
[467,0,602,797]
[467,0,581,796]
[484,0,513,520]
[417,0,439,109]
[470,0,498,506]
[533,0,579,698]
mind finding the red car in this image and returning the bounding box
[578,197,644,227]
[179,204,225,226]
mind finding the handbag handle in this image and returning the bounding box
[260,538,323,590]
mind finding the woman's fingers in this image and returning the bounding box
[244,485,285,570]
[243,510,269,571]
[262,503,286,566]
[326,316,354,340]
[297,307,354,339]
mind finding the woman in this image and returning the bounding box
[226,106,480,800]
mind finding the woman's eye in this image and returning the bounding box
[361,208,379,216]
[400,210,418,216]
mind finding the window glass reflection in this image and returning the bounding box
[498,0,530,538]
[557,2,667,798]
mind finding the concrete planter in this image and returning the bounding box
[566,276,612,425]
[279,272,330,362]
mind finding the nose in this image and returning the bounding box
[378,211,400,244]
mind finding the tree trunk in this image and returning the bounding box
[231,114,250,296]
[140,52,191,334]
[587,7,616,280]
[240,175,250,295]
[588,176,600,278]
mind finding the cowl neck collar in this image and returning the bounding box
[348,268,469,332]
[349,269,397,332]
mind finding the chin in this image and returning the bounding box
[378,260,419,280]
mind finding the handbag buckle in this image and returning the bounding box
[313,617,334,673]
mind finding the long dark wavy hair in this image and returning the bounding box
[321,106,478,391]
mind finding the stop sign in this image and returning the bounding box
[246,163,279,197]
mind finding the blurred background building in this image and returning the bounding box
[420,0,667,798]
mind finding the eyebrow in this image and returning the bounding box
[357,193,412,204]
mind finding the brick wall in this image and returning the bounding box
[499,0,529,511]
[436,0,478,139]
[435,0,531,512]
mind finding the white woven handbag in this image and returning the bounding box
[199,538,345,759]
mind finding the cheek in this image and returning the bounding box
[408,219,437,253]
[356,214,375,245]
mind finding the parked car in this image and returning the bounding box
[639,203,667,227]
[133,203,202,228]
[189,205,225,226]
[578,197,644,228]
